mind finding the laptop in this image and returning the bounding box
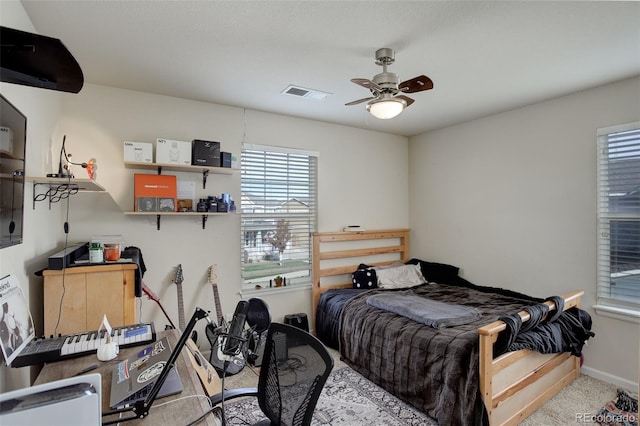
[109,337,183,409]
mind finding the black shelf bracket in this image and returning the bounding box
[156,215,161,230]
[202,170,209,189]
[32,181,79,210]
[202,215,208,229]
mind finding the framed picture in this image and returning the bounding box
[158,198,176,212]
[137,197,157,212]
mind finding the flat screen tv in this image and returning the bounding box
[0,94,26,248]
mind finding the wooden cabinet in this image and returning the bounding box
[43,264,137,336]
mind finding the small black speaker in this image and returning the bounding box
[284,313,309,332]
[220,151,232,168]
[284,313,309,348]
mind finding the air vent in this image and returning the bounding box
[282,85,331,100]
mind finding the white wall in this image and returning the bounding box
[55,84,409,353]
[0,1,67,392]
[0,1,408,393]
[408,76,640,388]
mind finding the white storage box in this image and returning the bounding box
[123,141,153,163]
[156,138,191,165]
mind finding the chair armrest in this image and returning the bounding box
[210,387,258,406]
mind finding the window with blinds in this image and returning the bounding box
[240,144,318,288]
[597,122,640,312]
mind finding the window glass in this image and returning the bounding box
[240,144,318,289]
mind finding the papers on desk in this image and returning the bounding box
[0,275,35,366]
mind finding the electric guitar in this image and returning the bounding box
[141,279,177,330]
[205,265,245,376]
[173,264,198,343]
[174,264,186,331]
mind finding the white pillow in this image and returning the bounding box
[376,264,427,289]
[373,262,404,270]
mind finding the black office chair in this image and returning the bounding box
[211,322,334,426]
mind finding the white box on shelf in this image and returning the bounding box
[123,141,153,163]
[0,126,14,155]
[156,138,191,165]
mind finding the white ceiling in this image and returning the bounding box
[20,1,640,137]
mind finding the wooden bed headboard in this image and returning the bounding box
[311,228,410,324]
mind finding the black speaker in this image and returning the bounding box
[284,313,309,332]
[284,313,309,348]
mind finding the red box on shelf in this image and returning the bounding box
[134,174,177,212]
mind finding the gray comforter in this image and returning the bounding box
[338,283,536,426]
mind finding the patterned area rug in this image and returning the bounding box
[596,388,638,426]
[223,366,437,425]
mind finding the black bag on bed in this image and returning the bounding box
[352,263,377,289]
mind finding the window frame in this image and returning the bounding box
[239,143,318,292]
[595,121,640,322]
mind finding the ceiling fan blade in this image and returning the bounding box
[351,78,381,92]
[345,96,375,106]
[399,75,434,93]
[395,95,415,107]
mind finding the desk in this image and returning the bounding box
[34,330,219,425]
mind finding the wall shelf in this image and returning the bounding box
[123,211,237,230]
[1,150,24,160]
[124,161,237,189]
[27,176,105,209]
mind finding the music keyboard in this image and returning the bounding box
[11,323,156,368]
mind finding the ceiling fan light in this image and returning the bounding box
[366,98,406,119]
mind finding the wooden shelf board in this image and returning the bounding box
[0,150,24,160]
[124,161,237,175]
[27,176,106,192]
[123,211,237,216]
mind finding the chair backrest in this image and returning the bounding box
[257,322,334,426]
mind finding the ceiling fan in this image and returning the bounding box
[346,48,433,119]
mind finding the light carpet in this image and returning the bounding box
[223,366,437,425]
[520,374,621,425]
[220,349,626,425]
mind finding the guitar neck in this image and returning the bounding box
[174,264,186,331]
[142,280,176,330]
[177,286,186,331]
[212,285,224,325]
[209,265,224,325]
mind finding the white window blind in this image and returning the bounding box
[240,144,318,287]
[597,122,640,311]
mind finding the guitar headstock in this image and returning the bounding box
[174,264,184,286]
[208,265,218,286]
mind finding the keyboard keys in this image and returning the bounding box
[11,323,156,367]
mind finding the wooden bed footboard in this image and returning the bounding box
[477,290,583,425]
[311,229,584,425]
